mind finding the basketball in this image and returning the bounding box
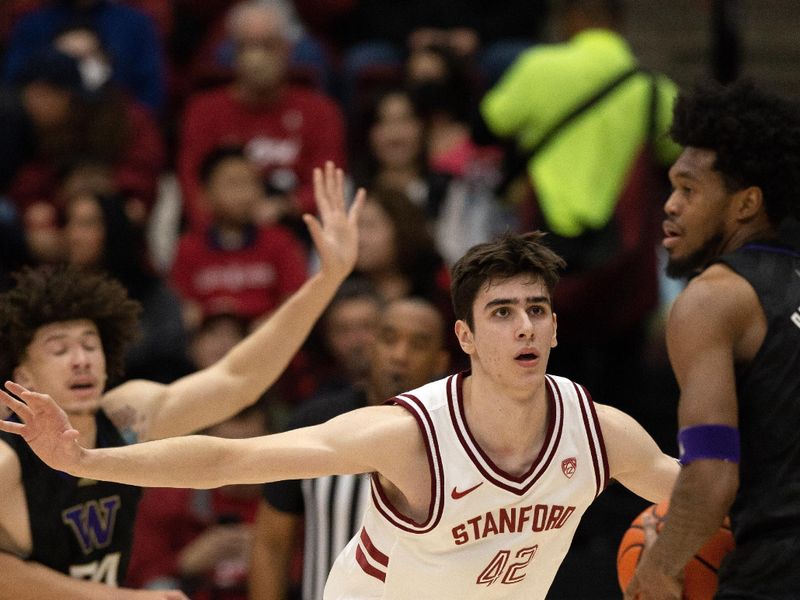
[617,501,734,599]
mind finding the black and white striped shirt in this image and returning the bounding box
[263,387,371,600]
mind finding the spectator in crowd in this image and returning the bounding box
[181,0,333,96]
[62,190,191,383]
[51,24,167,214]
[250,297,449,600]
[170,145,308,332]
[128,403,269,600]
[297,277,383,400]
[352,188,449,312]
[0,46,82,208]
[313,0,549,111]
[404,43,478,174]
[0,47,84,264]
[352,86,511,267]
[0,197,30,292]
[351,187,459,365]
[54,155,121,210]
[2,44,166,241]
[2,0,166,114]
[404,43,514,265]
[351,86,463,239]
[177,0,346,233]
[479,0,681,415]
[143,322,249,600]
[128,315,269,600]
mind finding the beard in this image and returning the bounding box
[665,231,724,279]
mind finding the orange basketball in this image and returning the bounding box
[617,501,734,599]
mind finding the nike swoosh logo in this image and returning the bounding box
[795,269,800,279]
[451,482,483,500]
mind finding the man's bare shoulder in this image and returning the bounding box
[0,438,30,557]
[326,404,423,446]
[0,439,21,484]
[678,263,758,314]
[99,379,164,442]
[592,402,648,448]
[321,405,428,478]
[670,264,760,335]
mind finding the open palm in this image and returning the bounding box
[0,381,83,473]
[304,161,365,282]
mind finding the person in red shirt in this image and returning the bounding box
[177,0,346,232]
[128,401,270,600]
[170,145,308,331]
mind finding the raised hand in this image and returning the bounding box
[0,381,83,474]
[304,161,365,283]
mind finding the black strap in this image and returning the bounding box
[529,65,644,155]
[501,65,647,188]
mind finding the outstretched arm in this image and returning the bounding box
[624,267,748,600]
[598,403,679,504]
[103,162,365,441]
[0,382,418,490]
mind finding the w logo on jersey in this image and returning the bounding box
[61,495,121,555]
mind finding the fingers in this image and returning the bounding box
[302,213,323,251]
[348,187,366,224]
[0,419,25,435]
[324,161,341,211]
[642,513,658,549]
[5,381,54,411]
[1,384,34,420]
[63,428,81,443]
[312,166,331,223]
[313,161,349,221]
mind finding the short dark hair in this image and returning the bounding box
[0,265,141,382]
[670,79,800,224]
[15,46,85,95]
[327,277,384,318]
[450,232,566,328]
[199,145,249,185]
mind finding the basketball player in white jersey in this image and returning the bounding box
[1,231,679,599]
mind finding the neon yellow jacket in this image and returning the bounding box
[481,29,681,236]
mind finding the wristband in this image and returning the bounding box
[678,424,740,465]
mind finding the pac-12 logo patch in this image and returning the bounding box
[561,457,577,479]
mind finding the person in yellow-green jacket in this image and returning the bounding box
[480,0,681,413]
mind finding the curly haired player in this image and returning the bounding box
[626,80,800,599]
[0,163,362,600]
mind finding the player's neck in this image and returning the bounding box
[461,374,550,476]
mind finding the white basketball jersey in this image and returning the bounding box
[324,373,609,599]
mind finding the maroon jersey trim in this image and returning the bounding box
[356,544,387,582]
[578,383,610,492]
[370,394,445,533]
[447,372,564,495]
[359,527,389,566]
[573,382,609,497]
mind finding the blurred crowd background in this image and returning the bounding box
[0,0,797,598]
